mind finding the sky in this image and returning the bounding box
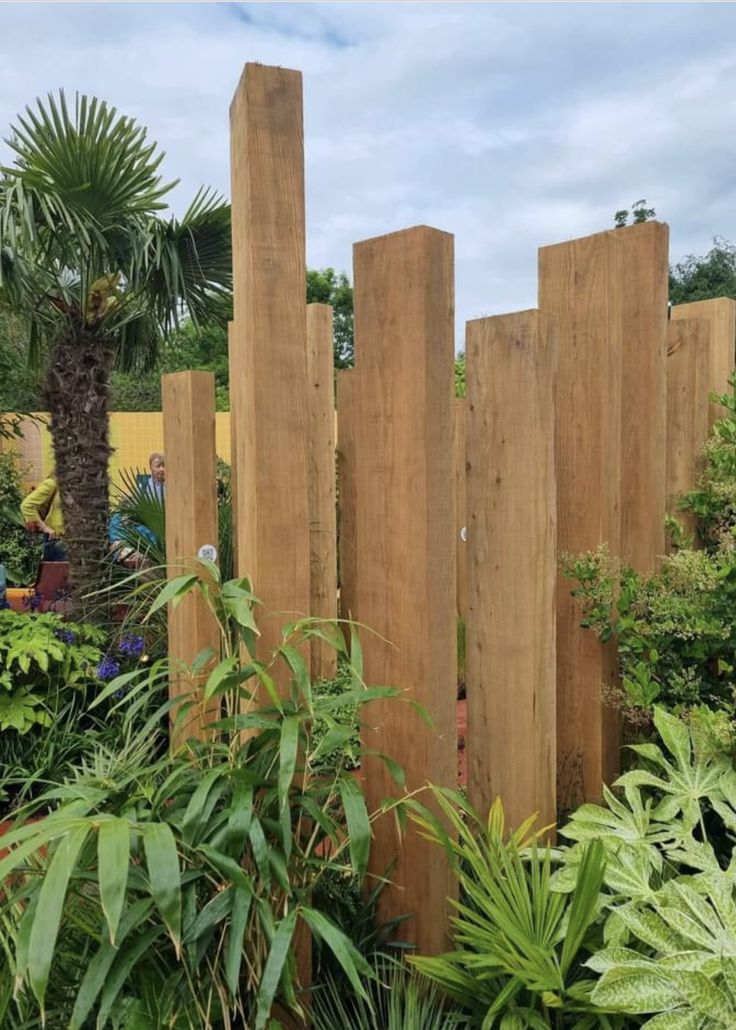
[1,1,736,346]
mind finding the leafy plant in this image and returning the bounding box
[589,872,736,1028]
[408,795,625,1028]
[680,375,736,548]
[0,450,42,584]
[313,952,468,1029]
[562,545,736,722]
[0,564,405,1028]
[0,609,103,734]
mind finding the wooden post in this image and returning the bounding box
[666,318,710,543]
[538,230,623,809]
[353,225,456,955]
[453,397,467,623]
[229,63,310,668]
[336,369,358,624]
[614,222,669,572]
[227,321,239,571]
[672,298,736,426]
[162,371,220,746]
[466,310,557,833]
[307,303,337,679]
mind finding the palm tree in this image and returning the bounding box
[0,92,231,610]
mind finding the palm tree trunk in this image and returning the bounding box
[43,322,112,616]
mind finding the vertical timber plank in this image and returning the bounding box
[666,318,710,543]
[614,222,669,572]
[307,303,338,678]
[672,298,736,427]
[538,230,623,809]
[336,369,358,624]
[354,226,456,955]
[229,63,310,668]
[162,371,220,746]
[466,310,557,833]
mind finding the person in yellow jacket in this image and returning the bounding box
[21,476,67,561]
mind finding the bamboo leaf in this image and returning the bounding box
[29,824,90,1011]
[143,823,182,956]
[338,775,371,878]
[255,908,298,1030]
[98,818,130,946]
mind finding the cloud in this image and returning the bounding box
[1,2,736,344]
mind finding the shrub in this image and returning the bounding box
[0,565,405,1028]
[0,451,41,584]
[561,545,736,724]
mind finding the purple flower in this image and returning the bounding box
[96,656,121,681]
[23,591,44,612]
[0,596,10,610]
[118,634,144,658]
[54,627,76,645]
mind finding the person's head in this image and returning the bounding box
[149,453,165,484]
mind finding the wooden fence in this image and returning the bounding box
[160,63,736,956]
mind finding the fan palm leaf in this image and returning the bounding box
[0,90,232,609]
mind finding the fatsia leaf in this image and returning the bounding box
[591,968,683,1013]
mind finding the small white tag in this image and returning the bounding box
[198,544,218,562]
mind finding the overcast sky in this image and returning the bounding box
[1,2,735,346]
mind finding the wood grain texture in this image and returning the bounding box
[453,397,467,623]
[336,369,358,624]
[666,318,710,545]
[538,230,622,809]
[229,63,310,670]
[465,310,557,834]
[162,371,220,746]
[672,298,736,427]
[613,222,668,573]
[353,226,456,954]
[307,303,337,678]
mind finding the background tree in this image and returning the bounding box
[670,236,736,305]
[307,267,354,368]
[0,92,231,608]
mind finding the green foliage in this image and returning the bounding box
[408,795,624,1028]
[313,953,468,1030]
[670,237,736,306]
[556,708,736,1027]
[454,352,466,398]
[311,659,360,773]
[0,566,404,1028]
[562,544,736,720]
[679,375,736,547]
[307,267,354,368]
[614,200,656,229]
[0,450,41,583]
[0,609,103,734]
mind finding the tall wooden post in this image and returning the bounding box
[336,369,358,624]
[229,63,310,668]
[354,226,456,954]
[539,230,623,808]
[672,298,736,426]
[162,371,220,746]
[466,310,557,833]
[614,222,669,572]
[307,303,337,679]
[666,318,710,542]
